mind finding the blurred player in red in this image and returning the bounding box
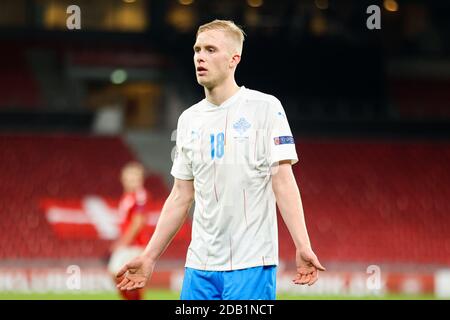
[108,161,149,300]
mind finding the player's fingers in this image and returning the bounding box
[293,270,311,284]
[312,258,326,271]
[308,269,317,282]
[294,279,306,285]
[296,267,310,276]
[116,264,129,278]
[122,280,136,291]
[129,281,144,291]
[297,269,306,276]
[292,272,303,283]
[128,281,143,290]
[308,272,319,286]
[304,274,312,284]
[116,277,130,289]
[298,274,311,285]
[136,281,146,289]
[295,274,308,285]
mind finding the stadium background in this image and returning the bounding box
[1,0,450,300]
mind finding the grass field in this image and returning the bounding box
[0,290,438,300]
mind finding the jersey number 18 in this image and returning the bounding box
[210,132,224,159]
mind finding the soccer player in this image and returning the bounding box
[116,20,325,300]
[109,161,150,300]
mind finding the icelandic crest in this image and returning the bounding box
[233,117,251,136]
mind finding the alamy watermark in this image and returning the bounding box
[64,4,382,32]
[66,5,81,30]
[366,264,382,290]
[66,265,81,290]
[367,5,381,30]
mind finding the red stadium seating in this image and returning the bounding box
[278,140,450,266]
[0,134,188,260]
[2,135,449,267]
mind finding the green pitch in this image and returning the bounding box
[0,290,438,300]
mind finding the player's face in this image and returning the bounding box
[121,168,144,192]
[193,30,235,89]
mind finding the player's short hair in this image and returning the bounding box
[122,161,145,176]
[197,19,246,55]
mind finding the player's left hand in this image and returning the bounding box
[293,247,326,286]
[116,255,155,291]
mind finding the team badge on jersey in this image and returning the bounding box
[233,117,251,136]
[274,136,294,145]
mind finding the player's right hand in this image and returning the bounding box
[116,255,155,291]
[293,247,326,286]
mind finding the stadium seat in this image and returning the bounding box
[2,136,449,267]
[278,140,450,266]
[0,134,171,259]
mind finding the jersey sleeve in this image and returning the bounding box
[170,112,194,180]
[267,98,299,167]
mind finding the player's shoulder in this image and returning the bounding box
[177,100,205,123]
[243,87,284,112]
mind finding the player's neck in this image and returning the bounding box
[204,80,240,107]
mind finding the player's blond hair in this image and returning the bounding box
[197,19,246,55]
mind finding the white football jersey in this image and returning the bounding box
[171,86,298,271]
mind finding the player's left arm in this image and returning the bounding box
[272,160,326,286]
[112,213,146,250]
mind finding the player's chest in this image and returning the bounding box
[189,105,262,140]
[188,111,255,147]
[184,112,268,170]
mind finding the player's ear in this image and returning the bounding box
[229,53,241,69]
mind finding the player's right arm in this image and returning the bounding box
[116,178,194,291]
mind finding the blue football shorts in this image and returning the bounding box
[180,265,277,300]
